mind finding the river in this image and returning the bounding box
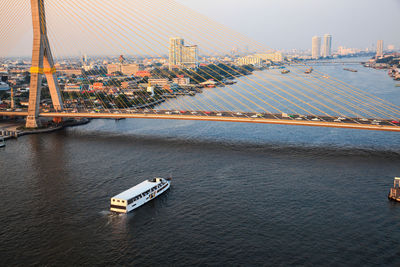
[1,58,400,266]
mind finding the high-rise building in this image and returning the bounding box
[169,37,199,70]
[376,40,384,58]
[322,34,332,58]
[312,36,321,59]
[169,37,184,68]
[82,54,88,65]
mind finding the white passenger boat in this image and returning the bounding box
[110,177,171,213]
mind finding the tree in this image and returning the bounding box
[114,94,132,108]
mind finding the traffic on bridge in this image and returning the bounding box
[2,107,400,132]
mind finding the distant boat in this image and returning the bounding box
[388,177,400,202]
[344,68,358,72]
[395,84,400,87]
[322,75,329,79]
[0,137,5,148]
[304,68,313,74]
[305,68,313,74]
[281,69,290,74]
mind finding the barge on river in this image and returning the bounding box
[388,177,400,202]
[110,177,171,213]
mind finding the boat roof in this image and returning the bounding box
[112,180,159,200]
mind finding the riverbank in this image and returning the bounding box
[0,118,91,141]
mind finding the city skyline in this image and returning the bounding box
[175,0,400,50]
[1,1,400,266]
[3,0,400,57]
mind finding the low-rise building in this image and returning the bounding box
[91,82,105,91]
[172,76,190,86]
[121,81,138,89]
[254,52,283,62]
[63,83,81,92]
[135,70,151,77]
[148,78,169,87]
[236,55,262,67]
[57,68,82,76]
[107,63,142,76]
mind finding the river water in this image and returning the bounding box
[1,58,400,266]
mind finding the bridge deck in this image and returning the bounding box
[1,110,400,132]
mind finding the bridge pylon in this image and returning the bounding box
[26,0,63,128]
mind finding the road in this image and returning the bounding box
[1,108,400,132]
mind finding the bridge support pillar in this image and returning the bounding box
[26,0,63,128]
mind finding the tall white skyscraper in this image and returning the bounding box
[312,36,321,59]
[169,37,199,70]
[322,34,332,58]
[169,37,184,69]
[376,40,384,58]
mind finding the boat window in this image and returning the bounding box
[110,204,126,210]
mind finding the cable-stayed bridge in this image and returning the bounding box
[0,0,399,132]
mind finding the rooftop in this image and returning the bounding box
[112,179,158,200]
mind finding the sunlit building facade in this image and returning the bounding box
[322,34,332,58]
[312,36,321,59]
[254,52,283,62]
[236,55,262,67]
[107,63,141,76]
[376,40,384,58]
[169,37,199,70]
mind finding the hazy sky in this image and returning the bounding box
[176,0,400,50]
[2,0,399,57]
